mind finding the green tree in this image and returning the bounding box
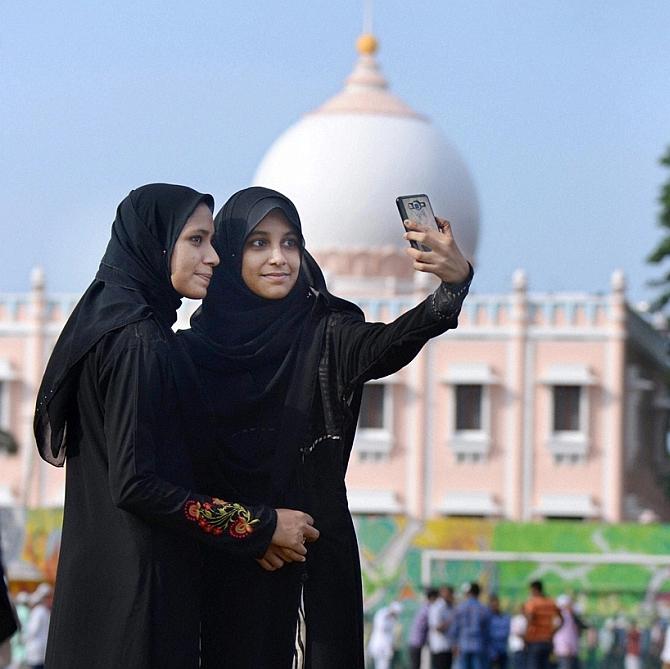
[647,146,670,310]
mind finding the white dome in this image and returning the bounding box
[253,38,479,262]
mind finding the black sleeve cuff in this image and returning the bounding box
[431,263,474,320]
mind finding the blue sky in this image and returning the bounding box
[2,1,669,304]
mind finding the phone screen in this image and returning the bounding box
[396,194,438,252]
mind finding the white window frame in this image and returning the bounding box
[0,359,16,432]
[540,365,595,463]
[547,385,590,461]
[355,380,395,461]
[450,383,491,461]
[443,363,496,462]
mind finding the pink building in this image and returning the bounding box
[2,34,669,523]
[324,259,670,522]
[1,263,669,523]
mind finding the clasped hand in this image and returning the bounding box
[256,508,320,572]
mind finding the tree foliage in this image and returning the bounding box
[647,147,670,311]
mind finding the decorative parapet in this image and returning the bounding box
[0,295,31,321]
[354,292,613,334]
[0,292,79,331]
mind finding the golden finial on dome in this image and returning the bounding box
[356,33,378,55]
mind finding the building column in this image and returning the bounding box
[505,270,528,520]
[603,270,626,522]
[21,267,46,507]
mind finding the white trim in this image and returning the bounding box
[355,429,394,457]
[443,363,498,384]
[0,358,16,381]
[0,483,14,506]
[437,491,501,516]
[534,493,599,518]
[540,364,596,385]
[347,489,402,514]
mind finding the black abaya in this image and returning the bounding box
[182,187,473,668]
[35,185,277,669]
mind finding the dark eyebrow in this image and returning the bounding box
[189,228,212,236]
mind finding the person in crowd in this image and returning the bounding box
[584,621,599,669]
[509,604,528,669]
[408,588,439,669]
[0,537,17,669]
[181,186,472,668]
[647,618,664,669]
[428,585,454,669]
[9,591,30,669]
[552,594,584,669]
[429,585,455,669]
[450,582,491,669]
[22,584,51,669]
[0,636,9,669]
[660,620,670,669]
[33,184,317,669]
[489,594,511,669]
[368,602,403,669]
[600,618,619,669]
[523,580,563,669]
[626,621,642,669]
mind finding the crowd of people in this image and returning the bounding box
[366,580,670,669]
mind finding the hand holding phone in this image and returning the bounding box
[396,194,439,252]
[396,193,471,284]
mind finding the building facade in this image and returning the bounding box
[1,264,669,523]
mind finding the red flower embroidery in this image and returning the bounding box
[184,498,260,539]
[230,517,255,538]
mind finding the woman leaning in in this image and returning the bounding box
[33,184,317,669]
[181,186,473,668]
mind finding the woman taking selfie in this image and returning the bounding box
[182,186,473,668]
[34,184,317,669]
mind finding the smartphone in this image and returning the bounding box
[396,194,438,252]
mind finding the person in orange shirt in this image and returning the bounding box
[523,580,564,669]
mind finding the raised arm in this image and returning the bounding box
[331,218,473,390]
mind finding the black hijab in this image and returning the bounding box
[34,183,214,466]
[184,187,361,504]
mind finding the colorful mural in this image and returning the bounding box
[354,516,670,622]
[4,510,670,620]
[0,507,62,590]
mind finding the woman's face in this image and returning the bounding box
[241,210,301,299]
[170,203,219,299]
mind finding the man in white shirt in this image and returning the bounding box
[429,585,454,669]
[23,583,51,669]
[368,601,402,669]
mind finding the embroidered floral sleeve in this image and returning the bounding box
[184,497,261,539]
